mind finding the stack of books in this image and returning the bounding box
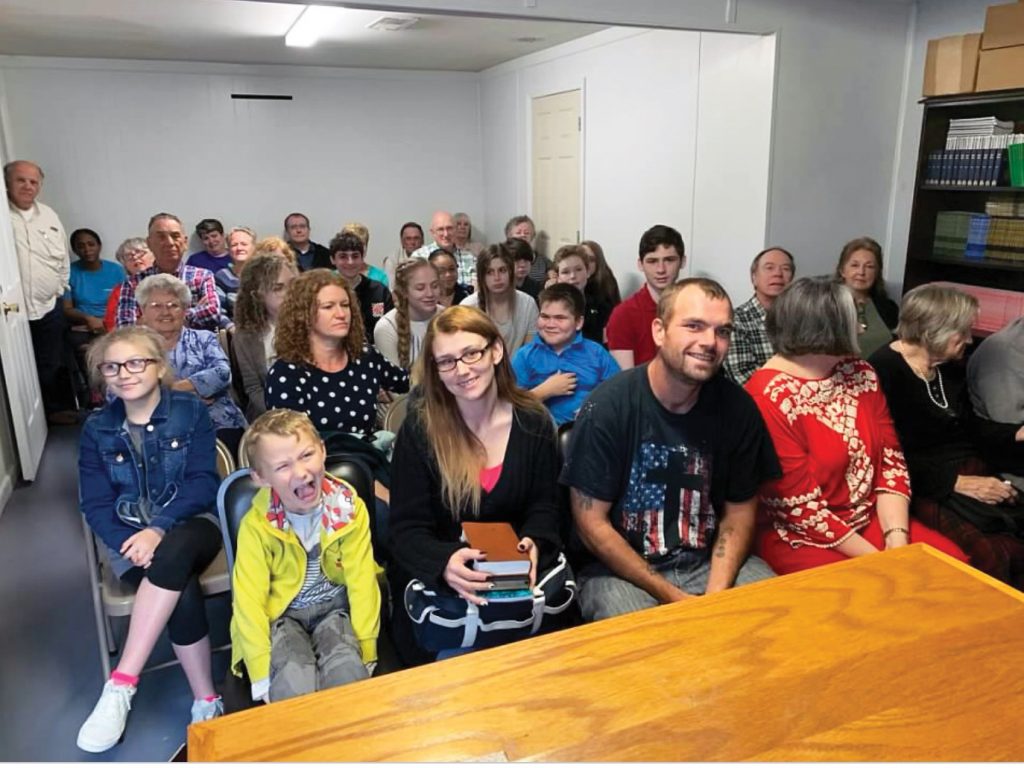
[985,194,1024,217]
[933,210,1024,264]
[923,116,1022,187]
[461,522,532,591]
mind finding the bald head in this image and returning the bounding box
[430,210,455,249]
[4,161,44,211]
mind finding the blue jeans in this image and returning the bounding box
[577,548,775,622]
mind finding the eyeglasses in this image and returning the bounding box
[122,250,150,262]
[145,301,183,312]
[97,358,159,377]
[434,344,490,373]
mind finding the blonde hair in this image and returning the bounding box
[244,408,322,471]
[393,258,439,369]
[418,305,547,518]
[85,326,172,392]
[253,236,297,266]
[341,222,369,247]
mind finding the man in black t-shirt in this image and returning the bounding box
[560,278,780,622]
[329,231,393,337]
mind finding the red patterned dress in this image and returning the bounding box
[745,358,966,574]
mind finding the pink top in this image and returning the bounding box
[479,463,503,493]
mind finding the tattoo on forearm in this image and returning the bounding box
[714,526,734,559]
[572,488,595,511]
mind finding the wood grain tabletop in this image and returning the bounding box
[188,544,1024,762]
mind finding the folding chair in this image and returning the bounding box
[382,392,410,434]
[83,439,236,679]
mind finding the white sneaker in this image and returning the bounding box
[77,680,135,753]
[190,696,224,724]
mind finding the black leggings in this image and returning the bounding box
[121,517,221,646]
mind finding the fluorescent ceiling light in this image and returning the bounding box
[285,5,337,48]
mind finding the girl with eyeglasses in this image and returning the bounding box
[387,305,570,664]
[76,326,224,752]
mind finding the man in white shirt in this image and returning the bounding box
[5,160,78,425]
[411,210,477,288]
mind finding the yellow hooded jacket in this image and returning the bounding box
[229,473,380,683]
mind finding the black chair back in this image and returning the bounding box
[217,468,260,574]
[216,455,383,574]
[325,453,387,563]
[555,420,595,572]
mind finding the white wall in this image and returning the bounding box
[692,31,776,304]
[480,27,775,302]
[888,0,992,294]
[0,58,484,266]
[481,28,701,296]
[342,0,914,286]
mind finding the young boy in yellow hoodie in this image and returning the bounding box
[230,409,380,703]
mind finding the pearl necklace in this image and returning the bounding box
[897,341,948,410]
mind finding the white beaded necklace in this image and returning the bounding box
[898,341,948,410]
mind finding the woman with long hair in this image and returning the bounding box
[387,305,568,663]
[580,239,621,307]
[232,252,297,419]
[459,242,539,355]
[744,276,967,575]
[76,326,222,752]
[835,236,899,358]
[373,257,441,370]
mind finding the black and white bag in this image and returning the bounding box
[404,553,576,653]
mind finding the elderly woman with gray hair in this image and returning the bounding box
[136,273,247,453]
[744,276,966,575]
[868,284,1024,588]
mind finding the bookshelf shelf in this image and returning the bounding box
[918,185,1024,193]
[911,256,1024,272]
[904,88,1024,295]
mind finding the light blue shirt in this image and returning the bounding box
[511,331,620,425]
[65,259,125,318]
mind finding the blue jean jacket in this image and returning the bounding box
[78,388,219,553]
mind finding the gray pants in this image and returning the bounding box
[578,548,775,622]
[269,594,368,702]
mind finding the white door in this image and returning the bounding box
[0,178,47,482]
[531,89,582,259]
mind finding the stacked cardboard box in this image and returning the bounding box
[977,2,1024,92]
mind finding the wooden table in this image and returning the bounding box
[188,544,1024,761]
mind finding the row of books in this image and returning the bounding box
[922,134,1024,187]
[934,210,1024,263]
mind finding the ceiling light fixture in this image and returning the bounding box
[285,5,335,48]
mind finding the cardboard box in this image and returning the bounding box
[976,45,1024,91]
[923,33,981,96]
[982,2,1024,50]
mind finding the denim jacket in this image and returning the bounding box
[78,388,219,553]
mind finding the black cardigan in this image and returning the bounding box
[869,344,977,499]
[387,404,563,589]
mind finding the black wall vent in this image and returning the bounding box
[230,94,293,101]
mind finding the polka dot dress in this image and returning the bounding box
[265,346,410,439]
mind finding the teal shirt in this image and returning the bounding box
[65,259,126,319]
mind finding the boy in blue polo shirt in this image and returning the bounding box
[512,283,620,425]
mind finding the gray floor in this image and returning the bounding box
[0,424,232,762]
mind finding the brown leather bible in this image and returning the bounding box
[461,521,531,576]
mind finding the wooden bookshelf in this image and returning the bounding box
[904,88,1024,294]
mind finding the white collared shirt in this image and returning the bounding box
[9,201,69,320]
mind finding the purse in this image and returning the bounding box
[403,553,576,653]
